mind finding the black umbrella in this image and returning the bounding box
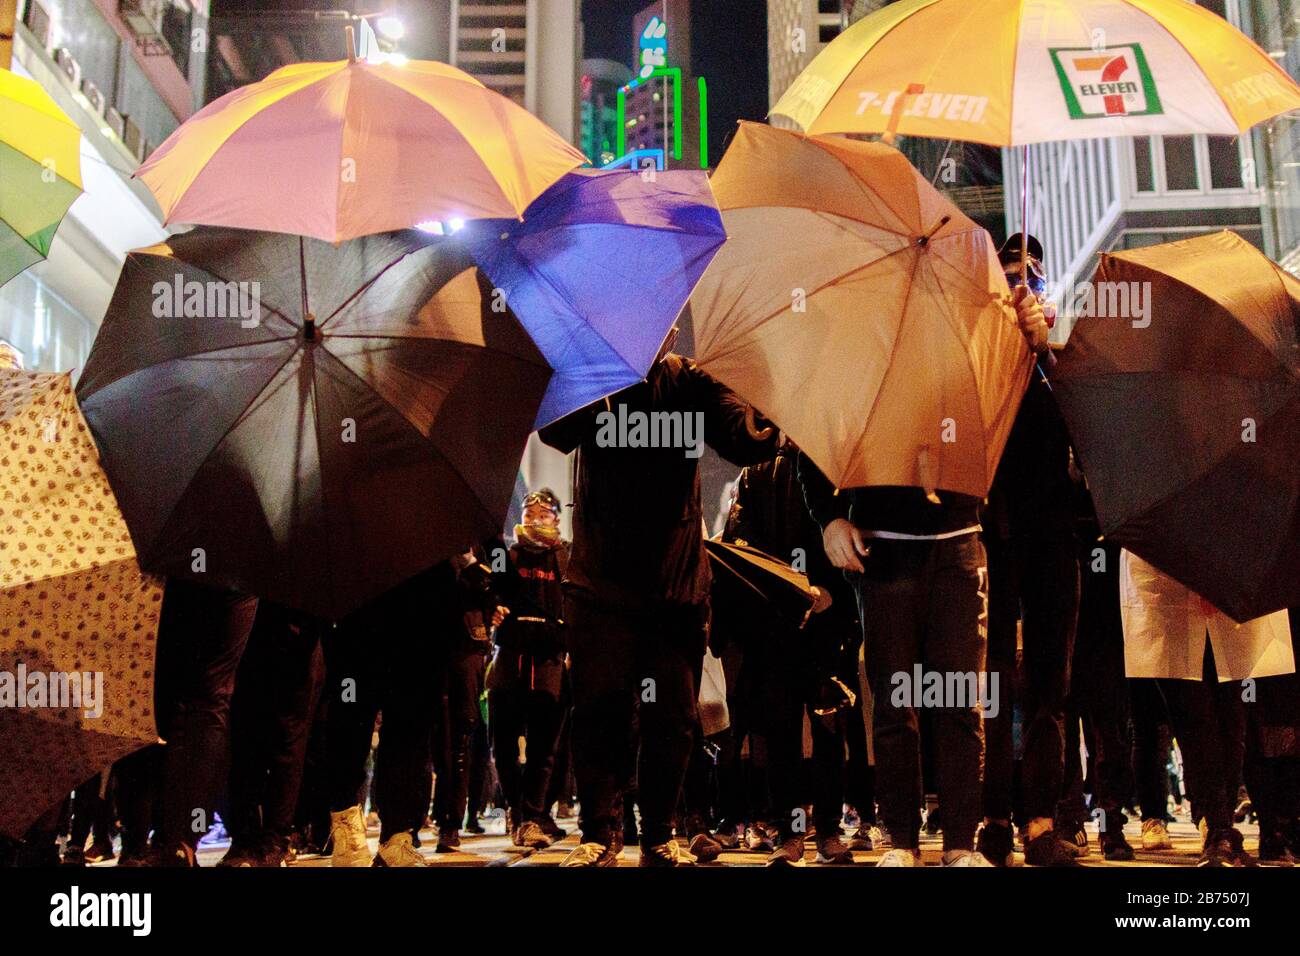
[76,227,552,620]
[705,538,817,646]
[1054,230,1300,622]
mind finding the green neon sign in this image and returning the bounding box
[614,66,708,167]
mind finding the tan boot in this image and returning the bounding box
[374,832,425,867]
[329,805,371,867]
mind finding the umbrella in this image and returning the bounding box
[689,122,1031,497]
[0,369,163,838]
[705,537,817,646]
[134,57,587,242]
[1054,230,1300,623]
[460,169,727,426]
[0,68,82,286]
[75,227,552,620]
[770,0,1300,275]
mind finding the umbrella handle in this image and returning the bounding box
[882,84,925,145]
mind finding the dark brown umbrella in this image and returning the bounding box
[76,227,551,620]
[1054,230,1300,622]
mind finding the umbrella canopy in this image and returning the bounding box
[689,122,1031,497]
[460,169,727,426]
[76,227,552,620]
[134,58,588,242]
[0,369,162,838]
[0,68,82,286]
[771,0,1300,144]
[705,538,816,647]
[1054,230,1300,622]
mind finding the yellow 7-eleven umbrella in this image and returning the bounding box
[0,68,82,287]
[771,0,1300,271]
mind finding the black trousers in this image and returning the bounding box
[488,665,565,824]
[1159,643,1245,833]
[323,621,435,841]
[853,535,988,853]
[225,606,326,846]
[68,772,114,849]
[431,649,484,832]
[982,532,1079,823]
[566,592,707,848]
[153,581,258,852]
[1129,677,1173,819]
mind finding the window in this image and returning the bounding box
[1162,136,1199,190]
[1207,136,1244,189]
[1133,137,1155,192]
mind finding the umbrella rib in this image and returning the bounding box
[316,252,428,332]
[150,248,300,334]
[324,332,549,371]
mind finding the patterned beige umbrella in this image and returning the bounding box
[0,369,163,837]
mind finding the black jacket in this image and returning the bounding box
[538,354,778,610]
[494,540,569,657]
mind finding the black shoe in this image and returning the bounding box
[436,829,461,853]
[976,821,1014,867]
[84,839,116,864]
[61,845,87,867]
[1023,831,1080,867]
[1224,827,1258,867]
[216,841,261,867]
[1199,829,1238,867]
[1258,827,1298,866]
[1101,829,1136,862]
[765,836,806,867]
[538,814,567,840]
[688,831,724,863]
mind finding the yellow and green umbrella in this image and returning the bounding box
[0,68,82,286]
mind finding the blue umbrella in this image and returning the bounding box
[460,169,726,426]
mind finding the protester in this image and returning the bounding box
[539,330,779,867]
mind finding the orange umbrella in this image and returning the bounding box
[689,122,1030,497]
[135,56,587,242]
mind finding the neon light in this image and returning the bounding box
[601,149,666,171]
[698,77,708,169]
[616,87,626,157]
[617,67,683,162]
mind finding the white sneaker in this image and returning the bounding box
[373,831,425,867]
[329,805,372,867]
[1141,819,1173,850]
[877,848,920,867]
[943,850,994,867]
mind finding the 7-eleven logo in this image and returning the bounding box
[1050,44,1164,120]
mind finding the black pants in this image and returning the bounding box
[431,649,484,832]
[68,772,114,849]
[488,660,565,823]
[1058,540,1133,830]
[225,605,325,846]
[854,535,987,853]
[566,593,707,848]
[1158,644,1245,833]
[982,532,1079,824]
[1130,677,1173,819]
[153,580,258,852]
[323,621,435,841]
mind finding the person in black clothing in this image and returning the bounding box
[539,337,778,867]
[800,275,1050,867]
[977,235,1086,867]
[726,440,859,867]
[488,488,570,849]
[219,601,327,867]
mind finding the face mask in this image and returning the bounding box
[515,522,560,550]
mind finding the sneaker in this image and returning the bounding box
[1141,818,1173,850]
[944,850,993,867]
[976,821,1014,867]
[688,831,724,863]
[815,834,854,865]
[872,825,891,849]
[60,845,86,867]
[1225,827,1258,867]
[436,829,461,853]
[515,820,553,850]
[561,842,619,867]
[846,824,874,852]
[329,805,372,867]
[745,823,775,853]
[84,839,115,864]
[216,842,261,867]
[713,821,743,850]
[373,832,425,867]
[1024,831,1080,867]
[639,841,697,867]
[260,834,291,868]
[877,848,920,867]
[1101,829,1136,862]
[1061,823,1089,857]
[1258,828,1298,866]
[1198,829,1237,867]
[766,836,806,867]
